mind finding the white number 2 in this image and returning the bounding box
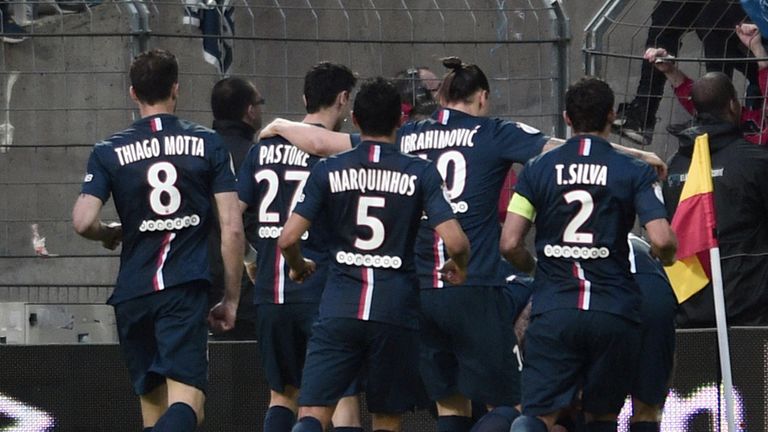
[355,196,386,250]
[147,162,181,215]
[563,190,594,244]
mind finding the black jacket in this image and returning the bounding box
[664,115,768,327]
[208,119,258,332]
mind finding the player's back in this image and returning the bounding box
[515,134,667,321]
[84,114,236,304]
[298,140,454,328]
[238,134,327,305]
[397,108,547,288]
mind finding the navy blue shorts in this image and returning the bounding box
[503,275,535,320]
[632,272,677,406]
[419,286,521,407]
[521,309,640,416]
[255,302,318,393]
[299,317,418,414]
[113,280,209,395]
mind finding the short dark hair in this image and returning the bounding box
[691,72,738,120]
[437,57,489,104]
[353,77,401,137]
[304,62,357,113]
[565,76,614,133]
[130,49,178,105]
[211,77,259,121]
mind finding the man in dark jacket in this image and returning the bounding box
[208,76,263,339]
[664,71,768,328]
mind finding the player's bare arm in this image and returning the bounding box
[277,213,317,283]
[500,193,537,274]
[259,118,351,157]
[644,218,678,266]
[71,193,123,250]
[238,200,259,283]
[543,137,668,180]
[208,191,245,333]
[434,218,470,285]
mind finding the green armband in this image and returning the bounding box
[507,193,536,221]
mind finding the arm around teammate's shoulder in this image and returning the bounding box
[542,137,668,180]
[644,218,677,266]
[434,218,470,285]
[259,118,351,157]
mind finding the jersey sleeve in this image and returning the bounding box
[80,146,111,203]
[210,136,238,194]
[236,145,259,206]
[293,161,329,222]
[493,118,549,163]
[349,133,362,148]
[511,161,536,205]
[633,161,669,225]
[420,162,456,228]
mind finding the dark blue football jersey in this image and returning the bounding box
[514,135,668,321]
[237,134,328,305]
[397,108,548,289]
[627,234,669,281]
[293,140,456,329]
[80,114,237,305]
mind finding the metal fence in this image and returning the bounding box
[584,0,756,158]
[0,0,569,300]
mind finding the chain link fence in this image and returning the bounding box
[0,0,569,301]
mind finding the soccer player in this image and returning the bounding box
[278,77,470,432]
[237,62,362,432]
[71,49,245,432]
[258,59,669,432]
[500,76,677,432]
[626,234,677,432]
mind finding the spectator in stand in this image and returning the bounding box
[612,0,757,145]
[393,66,440,122]
[644,22,768,145]
[0,1,26,43]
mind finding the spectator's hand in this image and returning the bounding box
[245,262,257,283]
[644,47,676,74]
[288,258,316,283]
[439,259,467,285]
[208,300,237,333]
[737,23,767,57]
[101,222,122,250]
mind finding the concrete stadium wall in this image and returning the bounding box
[0,0,668,297]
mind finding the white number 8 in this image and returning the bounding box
[147,162,181,215]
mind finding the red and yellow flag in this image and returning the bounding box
[664,133,718,303]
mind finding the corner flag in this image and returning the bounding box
[664,133,718,303]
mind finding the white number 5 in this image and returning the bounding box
[355,197,385,250]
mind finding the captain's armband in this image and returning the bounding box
[507,193,536,221]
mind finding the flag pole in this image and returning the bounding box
[710,246,736,431]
